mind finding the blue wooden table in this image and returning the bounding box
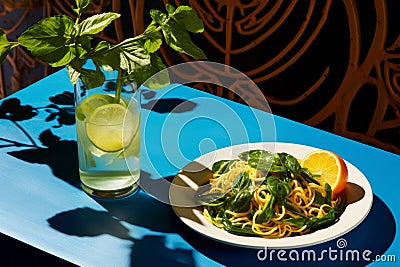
[0,68,398,266]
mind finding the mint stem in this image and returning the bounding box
[0,137,36,148]
[11,120,38,148]
[114,70,123,104]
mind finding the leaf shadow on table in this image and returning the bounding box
[142,98,197,114]
[1,92,199,266]
[1,92,81,187]
[44,91,76,128]
[176,194,396,267]
[0,98,38,121]
[0,98,39,149]
[7,129,81,187]
[47,171,196,267]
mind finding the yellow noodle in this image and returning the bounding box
[202,159,343,238]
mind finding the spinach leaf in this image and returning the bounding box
[231,172,250,194]
[285,207,339,230]
[222,218,257,236]
[307,206,341,231]
[238,149,274,162]
[299,168,320,185]
[314,183,333,205]
[269,165,287,173]
[324,183,332,203]
[196,191,225,207]
[238,150,274,171]
[227,190,252,213]
[211,160,237,175]
[310,198,346,231]
[266,175,291,204]
[283,203,307,218]
[285,197,346,231]
[211,160,228,174]
[283,217,308,227]
[276,153,301,175]
[217,206,226,218]
[313,191,328,205]
[255,195,276,224]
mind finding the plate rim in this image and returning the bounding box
[170,142,374,249]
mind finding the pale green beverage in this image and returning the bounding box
[75,80,140,198]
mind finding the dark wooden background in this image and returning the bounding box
[1,0,400,154]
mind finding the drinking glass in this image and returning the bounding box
[74,78,140,198]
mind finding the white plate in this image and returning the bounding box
[169,142,373,249]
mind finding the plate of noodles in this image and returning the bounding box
[169,142,373,249]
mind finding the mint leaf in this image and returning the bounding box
[142,22,162,53]
[118,38,150,74]
[0,29,16,63]
[76,35,92,58]
[80,67,105,89]
[73,0,91,14]
[145,53,170,89]
[78,12,120,35]
[131,53,169,88]
[92,41,111,54]
[67,57,107,89]
[8,2,206,98]
[66,65,81,85]
[18,15,78,67]
[91,41,120,70]
[150,9,167,24]
[67,57,88,84]
[143,31,162,53]
[162,20,206,59]
[172,5,204,33]
[166,4,176,15]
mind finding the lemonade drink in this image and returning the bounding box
[75,82,140,198]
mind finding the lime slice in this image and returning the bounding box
[76,94,114,121]
[76,94,126,121]
[86,103,133,152]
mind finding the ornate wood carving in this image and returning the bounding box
[1,0,399,153]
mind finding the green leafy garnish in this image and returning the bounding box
[276,152,301,175]
[0,30,18,63]
[238,149,274,171]
[0,0,206,99]
[231,172,251,194]
[313,183,333,205]
[255,194,275,224]
[211,160,237,175]
[198,149,346,237]
[266,175,291,204]
[227,189,252,213]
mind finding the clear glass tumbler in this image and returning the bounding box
[74,78,140,198]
